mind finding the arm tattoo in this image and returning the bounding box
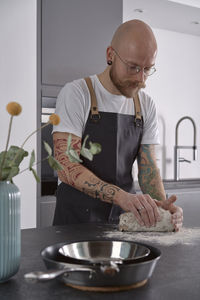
[54,136,121,203]
[54,137,84,186]
[82,176,120,203]
[137,144,165,201]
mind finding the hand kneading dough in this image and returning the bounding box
[119,207,174,232]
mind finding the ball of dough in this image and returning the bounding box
[119,207,174,232]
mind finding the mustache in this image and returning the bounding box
[126,81,146,89]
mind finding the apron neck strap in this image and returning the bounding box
[85,77,101,122]
[85,77,142,122]
[133,94,142,121]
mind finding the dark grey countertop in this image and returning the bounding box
[0,223,200,300]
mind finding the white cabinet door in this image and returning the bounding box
[40,196,56,227]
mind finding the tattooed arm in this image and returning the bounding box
[137,144,166,201]
[53,131,122,204]
[53,132,161,227]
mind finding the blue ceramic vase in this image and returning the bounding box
[0,181,21,283]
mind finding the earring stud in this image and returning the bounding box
[107,60,112,65]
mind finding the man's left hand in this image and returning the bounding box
[155,195,183,232]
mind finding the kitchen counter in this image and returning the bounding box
[0,223,200,300]
[135,179,200,192]
[163,179,200,190]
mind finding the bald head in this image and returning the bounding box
[111,19,157,59]
[101,20,157,97]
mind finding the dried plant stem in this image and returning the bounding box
[18,157,48,175]
[20,122,50,149]
[0,115,13,180]
[10,122,50,167]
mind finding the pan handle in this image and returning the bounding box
[100,261,120,276]
[24,266,95,283]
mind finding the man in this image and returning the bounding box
[52,19,183,231]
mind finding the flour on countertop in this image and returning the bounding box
[97,227,200,246]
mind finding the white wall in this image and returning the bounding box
[146,28,200,180]
[123,15,200,180]
[0,0,37,228]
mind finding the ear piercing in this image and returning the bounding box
[107,60,112,65]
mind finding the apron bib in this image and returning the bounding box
[53,77,143,225]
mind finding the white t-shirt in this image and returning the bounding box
[53,75,160,145]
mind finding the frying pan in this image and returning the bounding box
[24,240,161,291]
[58,240,150,264]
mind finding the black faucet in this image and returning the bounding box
[174,116,197,181]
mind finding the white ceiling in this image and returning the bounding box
[167,0,200,8]
[123,0,200,36]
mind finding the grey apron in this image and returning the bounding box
[53,77,143,225]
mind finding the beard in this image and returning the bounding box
[109,64,146,98]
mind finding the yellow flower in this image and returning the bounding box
[49,114,60,125]
[6,102,22,116]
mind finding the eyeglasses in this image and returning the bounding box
[112,48,156,77]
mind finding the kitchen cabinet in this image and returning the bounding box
[39,196,56,227]
[41,0,122,96]
[38,0,122,227]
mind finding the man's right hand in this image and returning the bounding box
[116,191,161,227]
